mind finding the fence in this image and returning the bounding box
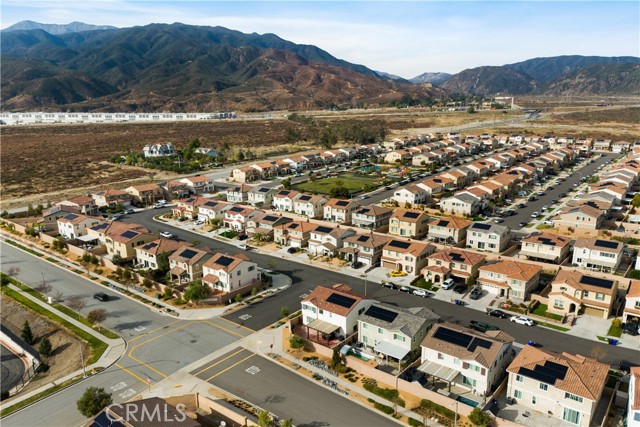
[0,324,41,397]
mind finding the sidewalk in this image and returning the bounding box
[0,283,126,410]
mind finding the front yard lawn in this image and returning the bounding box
[293,173,380,195]
[220,230,238,239]
[531,303,564,321]
[413,277,433,290]
[607,320,623,337]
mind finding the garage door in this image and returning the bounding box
[583,306,606,318]
[382,260,396,270]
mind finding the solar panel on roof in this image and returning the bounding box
[518,360,568,385]
[594,239,618,249]
[203,201,216,207]
[180,249,199,260]
[121,230,138,239]
[230,206,244,212]
[315,226,333,233]
[65,214,79,220]
[433,327,473,348]
[263,215,278,222]
[579,275,614,289]
[215,256,234,267]
[473,223,491,230]
[388,240,411,249]
[326,293,356,309]
[364,305,398,323]
[277,190,289,195]
[357,235,370,242]
[142,242,158,250]
[437,220,449,227]
[288,223,299,229]
[539,238,555,246]
[403,211,420,219]
[335,200,349,206]
[467,337,492,352]
[543,361,568,378]
[93,223,109,230]
[450,252,464,262]
[259,188,270,193]
[299,195,311,201]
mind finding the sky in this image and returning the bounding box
[2,1,639,78]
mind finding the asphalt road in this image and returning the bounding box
[0,242,250,427]
[192,347,399,427]
[125,211,638,366]
[1,345,25,394]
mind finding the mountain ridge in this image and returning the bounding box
[2,20,117,34]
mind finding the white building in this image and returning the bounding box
[572,237,624,273]
[202,253,259,295]
[466,222,511,253]
[57,214,103,239]
[143,143,176,158]
[629,367,640,427]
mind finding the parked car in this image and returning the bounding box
[351,261,363,269]
[239,244,249,250]
[382,282,397,289]
[453,284,467,294]
[468,320,499,333]
[518,221,529,227]
[389,270,407,277]
[493,218,505,224]
[531,212,539,218]
[487,309,508,319]
[159,231,173,239]
[518,203,526,209]
[469,287,483,300]
[441,278,456,290]
[510,316,535,326]
[622,322,640,336]
[413,289,431,298]
[126,208,135,214]
[153,202,166,209]
[399,286,412,293]
[287,247,297,254]
[93,292,109,302]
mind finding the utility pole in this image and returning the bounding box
[80,344,87,378]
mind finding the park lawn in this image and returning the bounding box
[293,173,380,195]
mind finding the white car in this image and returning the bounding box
[159,231,173,239]
[413,289,430,298]
[194,220,204,225]
[441,278,455,290]
[531,212,539,218]
[238,244,249,250]
[510,316,534,326]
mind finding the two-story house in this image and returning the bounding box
[307,226,356,257]
[351,205,393,230]
[419,322,514,396]
[272,190,300,212]
[91,189,132,208]
[143,142,175,157]
[477,260,542,302]
[125,184,164,205]
[202,253,259,296]
[572,237,624,273]
[180,176,214,194]
[381,239,435,275]
[247,187,277,207]
[57,214,103,239]
[56,196,99,216]
[340,233,391,267]
[135,238,188,270]
[232,166,260,183]
[629,367,640,427]
[301,284,373,343]
[623,280,640,323]
[547,270,619,319]
[393,185,430,206]
[388,209,430,239]
[196,200,231,224]
[553,204,605,231]
[169,247,213,284]
[172,195,209,220]
[246,212,292,241]
[506,346,609,427]
[427,217,471,246]
[422,249,487,286]
[274,220,317,248]
[440,194,481,216]
[519,232,573,264]
[225,184,253,204]
[223,206,259,232]
[323,199,361,225]
[358,302,439,364]
[293,194,329,218]
[161,180,190,201]
[466,222,511,253]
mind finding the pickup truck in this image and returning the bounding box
[468,320,499,333]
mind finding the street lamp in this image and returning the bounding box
[450,401,459,427]
[361,274,368,297]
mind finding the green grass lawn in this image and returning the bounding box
[293,173,380,195]
[536,321,570,332]
[413,277,433,290]
[607,322,623,337]
[531,304,564,321]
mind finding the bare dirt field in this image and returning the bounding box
[1,294,87,396]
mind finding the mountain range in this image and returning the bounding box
[1,21,638,112]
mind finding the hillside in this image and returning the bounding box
[410,72,452,85]
[0,23,442,112]
[2,20,117,34]
[541,63,640,96]
[440,66,536,95]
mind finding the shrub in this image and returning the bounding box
[38,336,52,357]
[367,398,395,415]
[409,418,423,427]
[419,399,455,420]
[468,407,493,427]
[289,334,305,349]
[363,379,405,407]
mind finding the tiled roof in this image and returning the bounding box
[303,284,365,317]
[136,238,188,255]
[203,252,248,272]
[522,232,572,247]
[428,216,472,230]
[552,270,618,295]
[479,260,541,282]
[574,237,623,253]
[427,249,486,266]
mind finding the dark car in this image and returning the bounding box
[468,320,499,333]
[559,192,566,197]
[453,284,467,294]
[399,286,412,293]
[351,261,364,269]
[622,322,640,336]
[382,282,397,289]
[518,203,526,209]
[469,287,483,300]
[287,247,297,254]
[93,292,109,302]
[487,309,508,319]
[237,234,248,240]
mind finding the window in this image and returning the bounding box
[562,408,580,425]
[319,309,324,314]
[531,396,537,405]
[378,327,383,334]
[635,301,640,309]
[539,383,548,391]
[393,334,406,342]
[516,374,524,383]
[438,353,444,360]
[596,293,605,301]
[565,392,583,403]
[583,291,589,298]
[513,389,523,399]
[453,358,460,366]
[553,299,564,308]
[468,364,480,372]
[362,323,368,329]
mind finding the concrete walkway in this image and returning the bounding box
[0,283,126,410]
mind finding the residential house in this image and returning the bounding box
[352,205,393,230]
[169,247,213,284]
[519,232,573,264]
[422,249,486,286]
[340,233,391,266]
[180,176,214,194]
[427,217,471,246]
[87,222,155,261]
[388,209,430,239]
[393,185,430,206]
[57,214,103,239]
[223,206,259,232]
[91,189,132,208]
[246,212,292,241]
[143,142,175,157]
[358,302,439,363]
[307,225,356,257]
[572,237,624,273]
[161,180,190,201]
[171,195,210,220]
[56,196,99,216]
[194,147,219,157]
[381,239,435,275]
[553,203,605,231]
[135,238,189,270]
[272,190,300,212]
[547,270,619,319]
[301,284,373,342]
[384,150,412,164]
[202,253,259,296]
[232,166,260,183]
[293,194,329,218]
[196,200,231,223]
[251,162,277,178]
[125,184,164,205]
[273,220,317,248]
[629,367,640,427]
[282,156,309,171]
[419,322,514,396]
[247,187,277,207]
[226,184,253,204]
[623,280,640,323]
[466,222,511,253]
[477,260,542,302]
[440,194,481,216]
[612,140,631,153]
[506,346,609,427]
[323,199,360,225]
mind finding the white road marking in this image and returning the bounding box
[239,314,251,321]
[246,366,261,375]
[110,382,127,391]
[119,389,136,399]
[134,326,146,332]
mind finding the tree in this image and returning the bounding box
[67,296,86,318]
[111,254,125,266]
[257,410,273,427]
[281,419,293,427]
[234,293,243,303]
[632,193,640,208]
[183,280,209,303]
[280,306,290,318]
[329,181,350,199]
[76,387,113,417]
[35,280,52,298]
[87,309,108,329]
[157,252,170,273]
[331,347,342,369]
[39,336,52,357]
[629,270,640,280]
[251,287,258,297]
[467,106,476,114]
[468,407,493,427]
[289,334,304,349]
[586,175,599,184]
[267,259,278,271]
[282,177,292,190]
[21,321,35,345]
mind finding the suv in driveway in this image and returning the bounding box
[441,278,455,290]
